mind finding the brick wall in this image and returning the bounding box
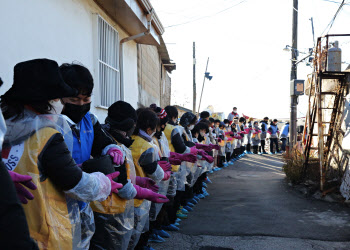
[160,67,171,107]
[137,44,171,108]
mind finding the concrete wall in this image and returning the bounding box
[0,0,138,122]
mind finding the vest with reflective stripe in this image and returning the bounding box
[3,127,73,250]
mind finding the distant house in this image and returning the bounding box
[0,0,175,121]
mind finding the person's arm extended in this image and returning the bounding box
[40,133,111,202]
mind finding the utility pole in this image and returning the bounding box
[290,0,298,150]
[193,42,196,114]
[198,57,210,115]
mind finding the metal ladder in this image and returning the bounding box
[304,72,346,190]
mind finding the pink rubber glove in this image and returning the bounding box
[158,161,172,172]
[224,132,231,136]
[107,147,124,165]
[218,138,222,143]
[267,131,272,135]
[163,171,171,181]
[227,138,233,141]
[202,154,214,163]
[244,128,250,133]
[197,150,213,163]
[179,153,198,163]
[106,172,123,195]
[195,143,211,152]
[169,155,182,165]
[190,147,198,155]
[133,184,169,203]
[197,150,208,157]
[135,176,159,192]
[8,171,37,204]
[210,144,220,150]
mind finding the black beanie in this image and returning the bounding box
[106,101,137,132]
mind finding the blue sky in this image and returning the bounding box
[150,0,350,119]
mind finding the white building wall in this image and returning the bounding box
[0,0,138,122]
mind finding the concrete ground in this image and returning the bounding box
[151,154,350,250]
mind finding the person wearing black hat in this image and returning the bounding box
[0,78,38,250]
[1,59,123,249]
[103,102,169,250]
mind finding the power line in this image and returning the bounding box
[164,0,247,28]
[321,0,346,35]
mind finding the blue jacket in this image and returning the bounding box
[268,124,279,138]
[280,124,289,139]
[72,112,94,164]
[71,112,94,210]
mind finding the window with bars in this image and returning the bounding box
[98,16,120,107]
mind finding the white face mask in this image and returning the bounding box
[49,99,64,114]
[225,124,229,127]
[188,125,194,131]
[200,131,205,137]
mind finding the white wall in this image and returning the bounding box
[0,0,139,122]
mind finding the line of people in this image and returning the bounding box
[0,58,231,250]
[1,59,291,250]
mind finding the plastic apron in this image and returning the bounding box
[149,133,171,221]
[176,126,189,191]
[68,112,95,250]
[128,135,157,249]
[89,143,136,250]
[2,114,81,250]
